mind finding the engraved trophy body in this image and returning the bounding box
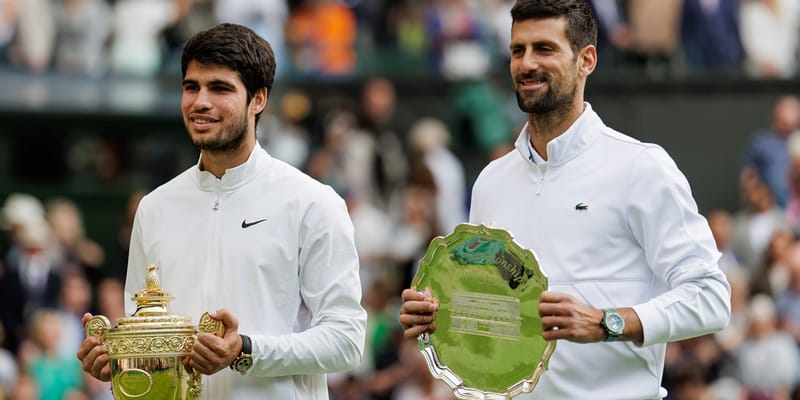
[85,266,222,400]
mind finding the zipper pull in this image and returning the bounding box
[213,200,219,211]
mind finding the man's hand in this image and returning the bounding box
[399,287,439,339]
[538,291,606,343]
[185,309,242,375]
[77,313,111,381]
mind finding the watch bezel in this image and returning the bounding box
[601,308,624,341]
[233,354,254,373]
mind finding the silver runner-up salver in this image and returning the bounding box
[411,223,555,399]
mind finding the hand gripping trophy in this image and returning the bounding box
[85,266,223,400]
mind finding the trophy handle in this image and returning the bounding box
[186,312,227,399]
[84,315,111,341]
[198,312,225,337]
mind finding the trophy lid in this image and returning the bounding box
[113,265,192,331]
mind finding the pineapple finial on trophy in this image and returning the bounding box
[133,265,173,316]
[145,265,160,291]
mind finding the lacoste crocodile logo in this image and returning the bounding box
[575,203,588,211]
[241,218,267,228]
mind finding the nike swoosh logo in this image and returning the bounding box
[241,218,267,228]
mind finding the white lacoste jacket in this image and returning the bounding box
[469,104,731,400]
[125,144,366,399]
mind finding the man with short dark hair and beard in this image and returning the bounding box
[399,1,730,399]
[77,23,366,399]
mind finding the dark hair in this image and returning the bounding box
[181,23,276,110]
[510,0,597,54]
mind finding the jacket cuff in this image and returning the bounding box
[632,302,669,347]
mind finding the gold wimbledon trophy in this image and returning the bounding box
[85,266,223,400]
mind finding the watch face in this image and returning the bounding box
[607,314,624,335]
[235,357,253,372]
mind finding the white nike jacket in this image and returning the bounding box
[469,104,731,400]
[125,143,366,399]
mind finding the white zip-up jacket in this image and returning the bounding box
[469,104,731,400]
[125,144,366,399]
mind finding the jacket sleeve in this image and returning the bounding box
[123,201,147,316]
[246,187,367,376]
[626,146,731,347]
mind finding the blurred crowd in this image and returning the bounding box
[0,0,799,81]
[2,0,800,400]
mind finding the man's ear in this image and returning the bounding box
[250,87,268,115]
[578,45,598,77]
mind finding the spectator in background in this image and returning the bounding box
[713,269,750,379]
[785,155,800,235]
[707,209,742,275]
[625,0,684,77]
[774,243,800,341]
[591,0,683,77]
[92,278,124,325]
[6,0,53,73]
[113,189,145,283]
[589,0,634,67]
[391,339,456,400]
[25,309,83,400]
[663,335,723,400]
[304,109,361,195]
[343,186,391,291]
[736,294,800,399]
[52,0,111,78]
[487,0,514,66]
[109,0,181,77]
[45,197,105,288]
[0,324,17,399]
[0,0,17,65]
[55,273,91,357]
[680,0,743,74]
[257,89,313,169]
[286,0,358,77]
[424,0,492,80]
[356,77,408,209]
[214,0,289,77]
[730,168,790,277]
[452,79,516,160]
[390,0,428,66]
[10,374,38,400]
[751,229,795,297]
[739,0,800,79]
[1,195,62,352]
[742,95,800,207]
[83,278,120,400]
[407,116,467,234]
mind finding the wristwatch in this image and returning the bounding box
[601,308,625,342]
[230,334,253,375]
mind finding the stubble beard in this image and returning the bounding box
[189,109,250,154]
[515,77,577,116]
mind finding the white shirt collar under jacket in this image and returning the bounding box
[193,143,272,192]
[516,102,602,167]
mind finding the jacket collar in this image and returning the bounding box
[193,142,271,191]
[515,102,603,167]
